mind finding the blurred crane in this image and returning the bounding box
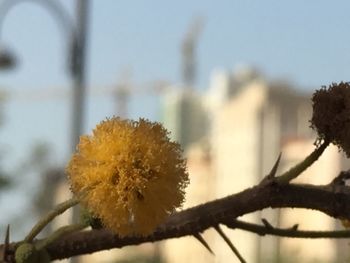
[1,76,171,118]
[102,70,170,118]
[113,68,132,118]
[181,17,205,87]
[2,18,205,117]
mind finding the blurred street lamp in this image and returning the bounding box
[0,0,89,152]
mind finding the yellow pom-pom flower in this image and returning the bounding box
[66,117,189,236]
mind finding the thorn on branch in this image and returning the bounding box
[268,153,282,179]
[260,153,282,185]
[1,225,10,262]
[193,233,214,255]
[290,224,299,231]
[214,225,246,263]
[261,219,274,230]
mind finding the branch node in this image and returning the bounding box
[276,140,329,184]
[330,170,350,186]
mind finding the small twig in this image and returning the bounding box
[214,225,246,263]
[277,140,329,184]
[225,219,350,238]
[193,233,214,255]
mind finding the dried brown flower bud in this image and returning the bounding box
[310,82,350,157]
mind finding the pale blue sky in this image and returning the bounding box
[0,0,350,234]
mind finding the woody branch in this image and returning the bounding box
[2,170,350,261]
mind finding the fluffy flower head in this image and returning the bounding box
[66,117,189,236]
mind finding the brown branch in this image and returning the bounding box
[225,219,350,238]
[3,179,350,261]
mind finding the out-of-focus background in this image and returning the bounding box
[0,0,350,262]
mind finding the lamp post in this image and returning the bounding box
[0,4,89,260]
[0,0,89,153]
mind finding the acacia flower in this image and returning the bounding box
[310,82,350,157]
[66,117,189,236]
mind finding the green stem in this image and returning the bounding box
[35,224,86,250]
[277,140,329,184]
[24,196,81,243]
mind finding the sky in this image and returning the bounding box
[0,0,350,235]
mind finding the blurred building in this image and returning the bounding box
[160,67,347,263]
[161,85,208,151]
[276,139,340,262]
[74,66,348,262]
